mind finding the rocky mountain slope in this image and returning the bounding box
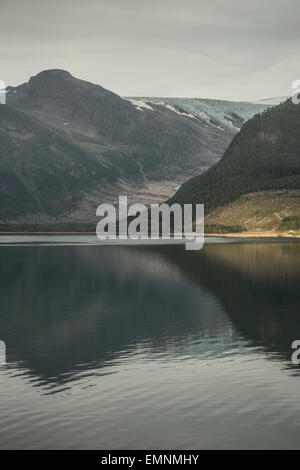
[1,69,266,222]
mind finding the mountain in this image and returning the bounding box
[1,69,267,222]
[171,99,300,234]
[0,104,115,221]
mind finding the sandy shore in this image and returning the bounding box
[207,231,300,238]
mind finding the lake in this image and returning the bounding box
[0,237,300,449]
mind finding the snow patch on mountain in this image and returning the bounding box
[125,98,154,111]
[128,97,270,130]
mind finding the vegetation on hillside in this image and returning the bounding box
[205,224,246,234]
[172,99,300,215]
[204,190,300,232]
[279,216,300,231]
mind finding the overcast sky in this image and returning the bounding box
[1,0,299,101]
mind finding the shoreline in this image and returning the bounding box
[0,231,299,239]
[207,231,300,238]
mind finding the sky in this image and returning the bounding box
[0,0,299,101]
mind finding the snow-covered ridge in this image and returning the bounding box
[126,96,270,130]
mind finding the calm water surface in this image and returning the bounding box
[0,237,300,449]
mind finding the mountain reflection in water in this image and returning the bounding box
[0,241,300,449]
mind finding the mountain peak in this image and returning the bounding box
[29,69,73,82]
[34,69,72,77]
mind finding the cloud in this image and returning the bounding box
[1,0,299,100]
